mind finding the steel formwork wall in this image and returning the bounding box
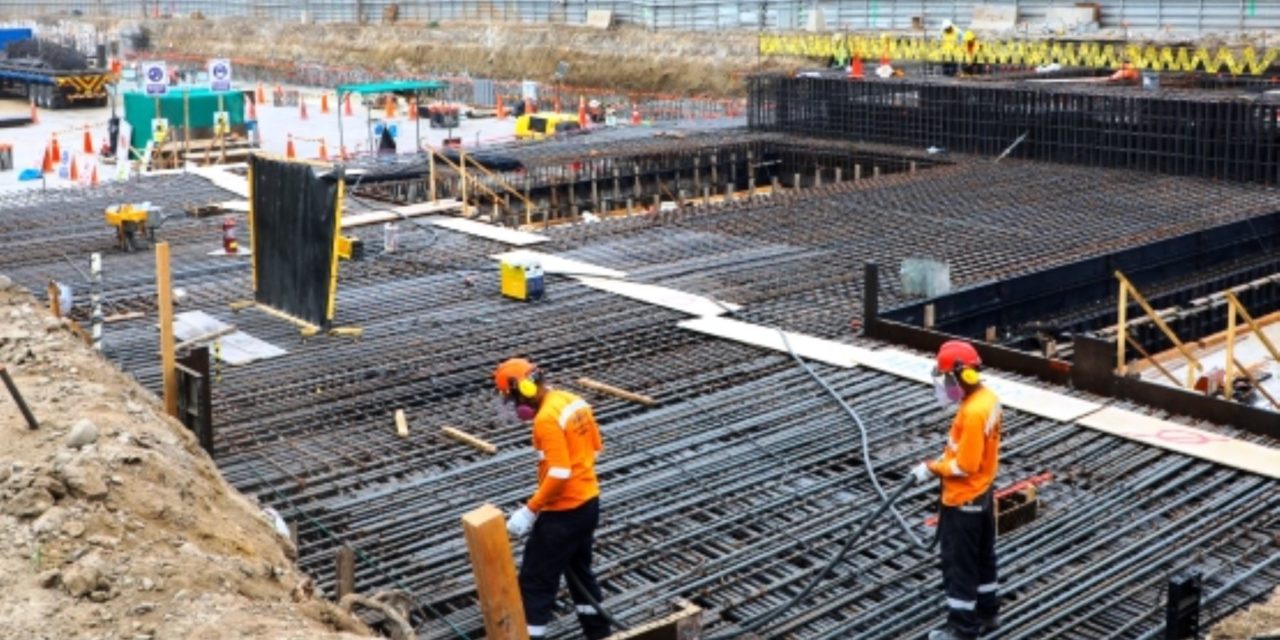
[0,1,1277,33]
[750,75,1280,185]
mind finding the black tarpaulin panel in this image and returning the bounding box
[249,155,340,327]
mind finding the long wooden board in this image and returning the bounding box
[340,200,464,229]
[678,316,873,368]
[677,316,1278,478]
[576,276,739,317]
[1077,407,1280,479]
[490,250,625,279]
[430,217,548,246]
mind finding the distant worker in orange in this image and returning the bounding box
[494,358,610,640]
[1110,59,1140,83]
[911,340,1002,640]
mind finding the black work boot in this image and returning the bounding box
[979,614,1000,635]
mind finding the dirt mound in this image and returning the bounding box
[1212,585,1280,639]
[0,278,368,640]
[144,18,805,96]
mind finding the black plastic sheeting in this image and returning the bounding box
[250,155,341,328]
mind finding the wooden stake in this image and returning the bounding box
[576,377,655,406]
[156,242,178,418]
[1224,301,1237,393]
[47,280,61,318]
[336,546,356,599]
[394,409,409,438]
[461,504,529,640]
[1116,281,1128,375]
[442,427,497,454]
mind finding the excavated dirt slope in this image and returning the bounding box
[143,18,801,96]
[0,278,368,640]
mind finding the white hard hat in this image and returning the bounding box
[941,19,954,30]
[588,99,600,109]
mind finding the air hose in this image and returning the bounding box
[706,478,915,640]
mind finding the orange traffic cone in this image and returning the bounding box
[90,163,99,187]
[340,144,349,161]
[578,95,588,128]
[631,104,641,125]
[496,94,507,120]
[384,95,396,119]
[344,93,353,116]
[83,129,93,154]
[41,145,53,174]
[851,57,864,79]
[408,98,418,120]
[318,139,328,161]
[247,96,257,120]
[525,98,534,115]
[256,82,265,105]
[69,157,79,181]
[299,99,308,121]
[320,93,330,114]
[554,95,562,114]
[286,134,296,159]
[30,100,38,125]
[50,135,60,163]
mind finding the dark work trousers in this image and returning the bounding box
[519,498,610,640]
[939,488,998,638]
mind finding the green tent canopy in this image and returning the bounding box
[123,89,246,149]
[335,80,447,96]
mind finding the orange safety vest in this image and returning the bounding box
[928,386,1001,506]
[527,389,603,513]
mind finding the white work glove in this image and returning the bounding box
[507,505,536,537]
[910,462,934,485]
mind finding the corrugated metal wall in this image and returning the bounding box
[0,1,1275,34]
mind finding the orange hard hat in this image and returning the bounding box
[935,340,981,374]
[494,358,537,395]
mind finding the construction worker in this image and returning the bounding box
[910,340,1002,640]
[961,29,981,75]
[494,358,610,640]
[940,20,961,76]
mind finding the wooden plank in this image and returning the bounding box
[677,316,873,368]
[491,250,625,279]
[191,165,250,198]
[335,546,355,599]
[461,504,529,640]
[679,317,1103,423]
[575,276,738,317]
[1076,407,1280,479]
[340,199,464,229]
[394,409,409,438]
[155,242,178,418]
[577,377,655,406]
[853,347,1103,422]
[431,217,548,246]
[442,427,498,454]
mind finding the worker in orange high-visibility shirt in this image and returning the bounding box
[494,357,610,640]
[910,340,1002,640]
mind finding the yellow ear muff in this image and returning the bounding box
[960,367,980,385]
[517,378,538,398]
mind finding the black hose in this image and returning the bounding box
[565,566,630,632]
[707,478,916,639]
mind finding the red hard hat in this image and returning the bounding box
[936,340,981,374]
[493,358,536,394]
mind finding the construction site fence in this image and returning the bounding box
[749,74,1280,185]
[150,52,747,122]
[762,34,1280,76]
[1,1,1278,34]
